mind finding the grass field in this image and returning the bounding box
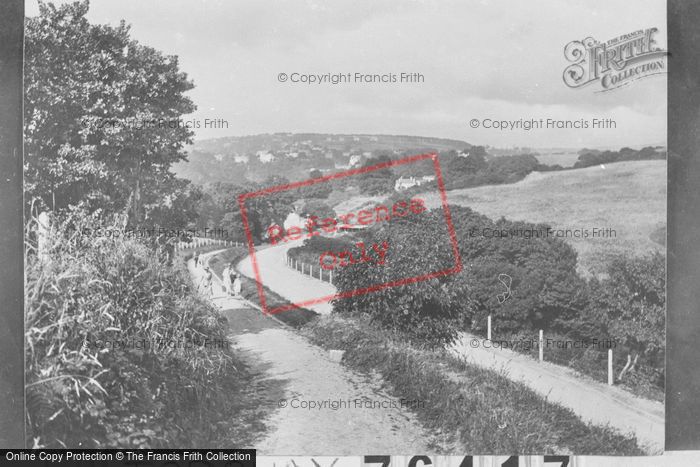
[419,160,666,275]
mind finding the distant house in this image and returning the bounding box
[457,150,470,158]
[257,150,274,163]
[348,155,362,167]
[233,154,249,163]
[394,175,435,191]
[283,212,305,231]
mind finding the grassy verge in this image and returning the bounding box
[303,314,645,455]
[205,247,317,328]
[25,214,263,448]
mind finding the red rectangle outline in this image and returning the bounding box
[237,152,463,315]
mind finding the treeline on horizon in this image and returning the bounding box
[192,144,666,242]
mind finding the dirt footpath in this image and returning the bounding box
[190,250,437,455]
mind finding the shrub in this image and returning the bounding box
[25,210,249,448]
[287,235,355,266]
[330,204,585,347]
[582,252,665,391]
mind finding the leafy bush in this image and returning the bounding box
[331,208,466,348]
[449,208,587,336]
[287,235,355,266]
[25,210,250,448]
[330,204,585,347]
[582,252,665,393]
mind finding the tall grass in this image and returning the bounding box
[25,210,254,448]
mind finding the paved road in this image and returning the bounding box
[237,240,336,314]
[237,243,665,453]
[189,249,436,455]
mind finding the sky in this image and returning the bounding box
[26,0,667,148]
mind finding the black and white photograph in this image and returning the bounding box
[2,0,687,463]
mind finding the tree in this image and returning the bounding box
[24,1,196,226]
[299,199,335,220]
[585,253,665,382]
[299,169,332,199]
[332,204,586,346]
[357,155,396,195]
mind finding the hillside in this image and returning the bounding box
[174,133,470,184]
[419,160,666,275]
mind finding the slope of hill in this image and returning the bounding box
[174,133,470,184]
[419,160,666,275]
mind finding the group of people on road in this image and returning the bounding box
[194,250,242,300]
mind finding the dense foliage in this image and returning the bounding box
[331,205,585,346]
[326,204,664,390]
[573,146,666,169]
[24,1,200,228]
[357,155,397,195]
[25,211,248,448]
[440,149,542,190]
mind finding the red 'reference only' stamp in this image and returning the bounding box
[238,152,462,315]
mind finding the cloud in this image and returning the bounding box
[26,0,667,147]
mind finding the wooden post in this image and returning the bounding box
[608,349,614,385]
[329,270,333,285]
[487,315,492,340]
[319,266,322,280]
[539,329,544,362]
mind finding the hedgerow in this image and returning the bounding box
[25,210,253,448]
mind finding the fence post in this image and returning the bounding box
[329,270,333,285]
[487,315,492,341]
[539,329,544,362]
[608,349,614,385]
[319,266,322,280]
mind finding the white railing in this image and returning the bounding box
[485,313,615,385]
[175,237,245,250]
[284,253,334,285]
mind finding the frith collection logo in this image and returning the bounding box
[563,27,667,92]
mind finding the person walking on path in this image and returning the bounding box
[198,266,213,299]
[222,263,233,295]
[232,272,242,298]
[193,251,200,268]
